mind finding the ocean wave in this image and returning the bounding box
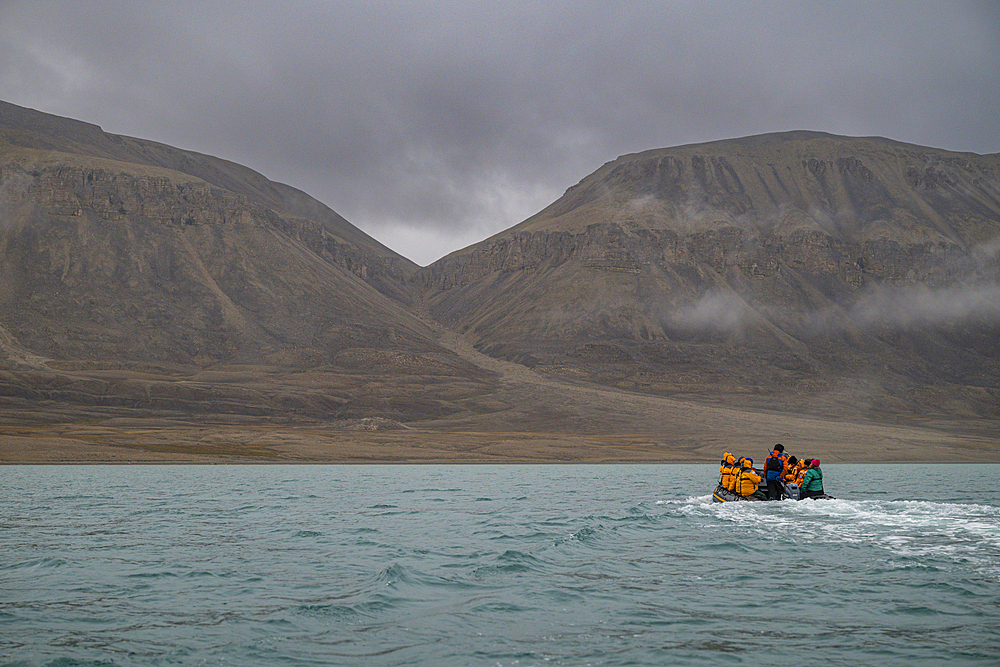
[4,464,1000,666]
[2,557,70,570]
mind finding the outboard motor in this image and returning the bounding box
[783,482,800,501]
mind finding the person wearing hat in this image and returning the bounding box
[735,457,766,500]
[719,452,739,492]
[800,459,825,499]
[788,456,809,485]
[762,444,789,500]
[781,456,799,484]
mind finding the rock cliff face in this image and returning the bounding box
[3,102,998,425]
[4,163,415,299]
[419,133,1000,418]
[0,102,491,421]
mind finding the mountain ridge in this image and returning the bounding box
[1,101,998,460]
[0,101,412,270]
[0,101,491,423]
[418,131,1000,421]
[511,131,999,242]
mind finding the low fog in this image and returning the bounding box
[672,280,1000,336]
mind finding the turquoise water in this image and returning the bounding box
[2,464,999,666]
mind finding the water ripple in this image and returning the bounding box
[3,464,1000,666]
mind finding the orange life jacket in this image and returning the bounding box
[735,464,762,497]
[720,452,738,491]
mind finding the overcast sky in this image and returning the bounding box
[2,1,998,265]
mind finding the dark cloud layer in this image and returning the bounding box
[2,1,998,264]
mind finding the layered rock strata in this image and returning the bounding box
[418,133,1000,418]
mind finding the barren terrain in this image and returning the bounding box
[2,105,998,464]
[4,318,996,463]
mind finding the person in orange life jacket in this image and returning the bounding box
[792,457,812,484]
[763,444,789,500]
[719,452,738,491]
[736,458,766,500]
[781,456,799,483]
[800,459,825,499]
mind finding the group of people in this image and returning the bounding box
[718,444,825,500]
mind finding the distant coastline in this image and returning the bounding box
[3,423,995,464]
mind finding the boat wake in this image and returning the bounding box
[689,494,1000,578]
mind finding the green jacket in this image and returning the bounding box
[801,467,824,491]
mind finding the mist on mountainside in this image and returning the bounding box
[2,103,998,434]
[420,132,1000,420]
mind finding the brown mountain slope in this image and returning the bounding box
[419,132,1000,420]
[1,106,997,461]
[0,101,492,421]
[0,101,415,300]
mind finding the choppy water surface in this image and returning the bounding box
[3,464,999,666]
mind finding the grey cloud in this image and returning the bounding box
[2,0,998,265]
[846,282,1000,328]
[666,279,1000,339]
[667,291,748,334]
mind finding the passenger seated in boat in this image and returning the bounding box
[789,456,809,485]
[735,458,766,500]
[719,452,738,491]
[800,459,825,499]
[781,456,799,484]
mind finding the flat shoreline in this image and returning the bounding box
[3,421,998,464]
[3,460,985,465]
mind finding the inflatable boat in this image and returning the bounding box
[711,480,834,502]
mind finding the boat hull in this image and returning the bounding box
[711,482,834,502]
[712,483,764,502]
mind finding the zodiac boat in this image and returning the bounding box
[711,480,834,502]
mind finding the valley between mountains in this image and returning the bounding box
[2,307,992,464]
[1,101,998,462]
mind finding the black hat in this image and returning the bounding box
[774,444,784,452]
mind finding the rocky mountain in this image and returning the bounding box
[0,101,492,422]
[418,132,1000,419]
[2,101,997,437]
